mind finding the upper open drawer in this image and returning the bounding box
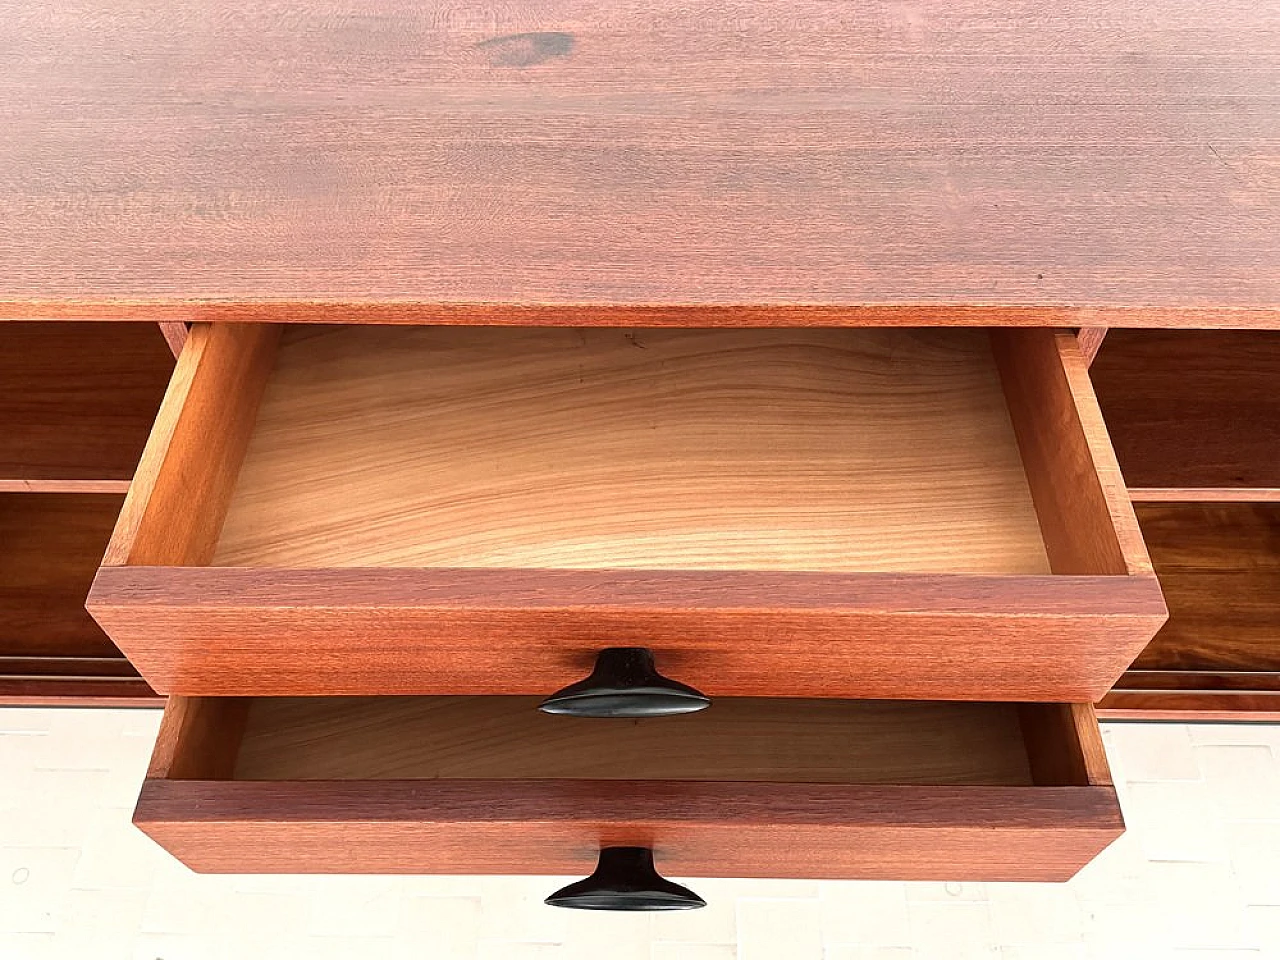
[88,325,1165,700]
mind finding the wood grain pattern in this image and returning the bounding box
[232,697,1034,785]
[1099,670,1280,720]
[214,327,1048,574]
[0,494,125,657]
[1131,504,1280,672]
[88,566,1166,700]
[148,695,248,780]
[991,329,1151,577]
[0,655,143,678]
[1092,331,1280,491]
[1077,328,1108,367]
[0,679,159,706]
[1,0,1278,325]
[0,322,172,704]
[92,323,1165,700]
[136,693,1119,879]
[11,304,1280,329]
[0,323,172,484]
[157,322,188,359]
[1129,488,1280,503]
[1097,692,1280,722]
[0,656,160,705]
[103,323,279,566]
[0,479,133,494]
[1111,670,1280,692]
[135,779,1123,880]
[1018,703,1110,787]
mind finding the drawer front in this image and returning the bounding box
[91,569,1163,701]
[136,779,1122,882]
[90,324,1164,700]
[134,696,1123,884]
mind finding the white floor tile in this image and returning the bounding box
[998,946,1086,960]
[478,876,571,943]
[0,847,80,934]
[818,881,912,946]
[649,944,736,960]
[1246,904,1280,943]
[987,884,1083,944]
[850,949,916,960]
[304,876,402,938]
[905,880,988,901]
[1227,822,1280,906]
[1196,745,1280,820]
[129,931,214,960]
[736,898,823,960]
[1106,723,1201,782]
[1123,779,1231,862]
[651,878,739,945]
[906,900,995,954]
[563,909,652,960]
[476,941,566,959]
[70,806,159,891]
[0,932,58,960]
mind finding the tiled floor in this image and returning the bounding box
[1,709,1279,959]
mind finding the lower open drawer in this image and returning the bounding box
[136,695,1121,886]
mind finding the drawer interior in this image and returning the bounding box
[211,327,1047,574]
[159,697,1109,789]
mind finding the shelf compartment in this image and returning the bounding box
[1,493,126,658]
[1091,330,1280,497]
[0,323,173,488]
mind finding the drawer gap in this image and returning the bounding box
[154,696,1115,788]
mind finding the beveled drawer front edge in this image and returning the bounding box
[89,567,1165,700]
[134,778,1124,881]
[92,565,1166,613]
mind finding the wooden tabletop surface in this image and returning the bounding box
[1,0,1277,326]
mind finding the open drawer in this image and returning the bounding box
[88,325,1165,700]
[136,695,1121,889]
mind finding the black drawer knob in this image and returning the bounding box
[539,647,710,718]
[545,847,705,911]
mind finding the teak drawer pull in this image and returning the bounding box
[545,847,705,911]
[538,648,710,718]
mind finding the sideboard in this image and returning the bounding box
[0,0,1276,907]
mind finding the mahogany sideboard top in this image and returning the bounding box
[1,0,1278,328]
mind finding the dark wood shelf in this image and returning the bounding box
[0,322,174,705]
[1091,328,1280,721]
[0,323,173,487]
[1131,503,1279,674]
[0,493,127,658]
[1092,330,1280,493]
[1098,502,1280,720]
[0,492,162,705]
